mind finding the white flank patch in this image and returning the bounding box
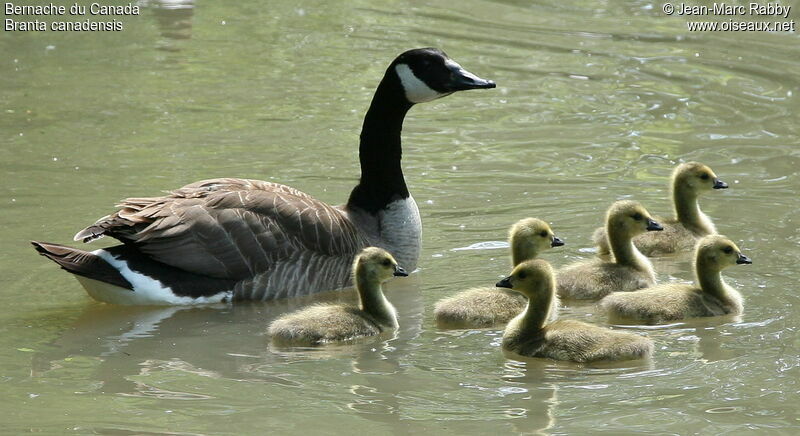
[78,249,232,305]
[395,64,445,103]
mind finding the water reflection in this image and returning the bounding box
[141,0,196,49]
[30,276,424,405]
[501,360,559,435]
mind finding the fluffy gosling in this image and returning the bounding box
[557,200,662,300]
[601,235,751,323]
[434,218,564,328]
[499,259,653,363]
[268,247,407,345]
[593,162,727,256]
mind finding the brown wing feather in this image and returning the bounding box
[73,178,368,279]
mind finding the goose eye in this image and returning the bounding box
[382,259,392,266]
[518,272,527,280]
[539,231,548,237]
[723,246,733,254]
[700,173,710,180]
[632,213,643,221]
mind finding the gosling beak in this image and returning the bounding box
[444,63,496,91]
[496,276,513,288]
[393,265,408,277]
[713,179,729,189]
[551,236,565,247]
[646,219,664,231]
[736,253,752,265]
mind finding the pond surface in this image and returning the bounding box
[1,0,799,433]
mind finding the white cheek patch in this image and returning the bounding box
[395,64,446,103]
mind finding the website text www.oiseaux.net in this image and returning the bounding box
[686,19,795,31]
[662,2,795,32]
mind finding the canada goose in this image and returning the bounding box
[593,162,727,256]
[433,218,564,328]
[32,48,495,305]
[601,235,751,323]
[557,201,662,300]
[498,260,653,362]
[268,247,407,345]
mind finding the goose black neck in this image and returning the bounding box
[347,70,413,214]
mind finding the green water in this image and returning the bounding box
[2,0,799,433]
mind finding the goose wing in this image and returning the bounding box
[74,178,368,279]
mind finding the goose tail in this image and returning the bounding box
[31,241,133,290]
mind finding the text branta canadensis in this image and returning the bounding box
[498,260,653,362]
[433,218,564,328]
[557,201,662,300]
[32,48,495,305]
[268,247,407,345]
[593,162,727,256]
[601,235,751,323]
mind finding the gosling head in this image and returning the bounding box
[606,200,663,237]
[390,48,496,104]
[695,235,752,271]
[509,218,564,264]
[353,247,408,285]
[673,162,728,194]
[495,259,556,298]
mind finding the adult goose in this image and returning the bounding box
[32,48,496,305]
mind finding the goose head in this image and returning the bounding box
[606,200,663,237]
[495,259,555,299]
[509,218,564,264]
[695,235,752,271]
[390,48,496,104]
[673,162,728,194]
[353,247,408,285]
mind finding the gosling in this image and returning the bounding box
[601,235,751,323]
[434,218,564,328]
[557,200,662,300]
[268,247,407,345]
[499,259,653,363]
[593,162,728,256]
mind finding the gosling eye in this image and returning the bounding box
[518,271,527,280]
[632,213,643,221]
[382,259,392,267]
[539,231,548,237]
[700,173,710,180]
[722,246,733,254]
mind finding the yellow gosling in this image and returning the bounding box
[268,247,407,345]
[434,218,564,328]
[558,201,661,300]
[593,162,727,256]
[499,259,653,362]
[601,235,751,323]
